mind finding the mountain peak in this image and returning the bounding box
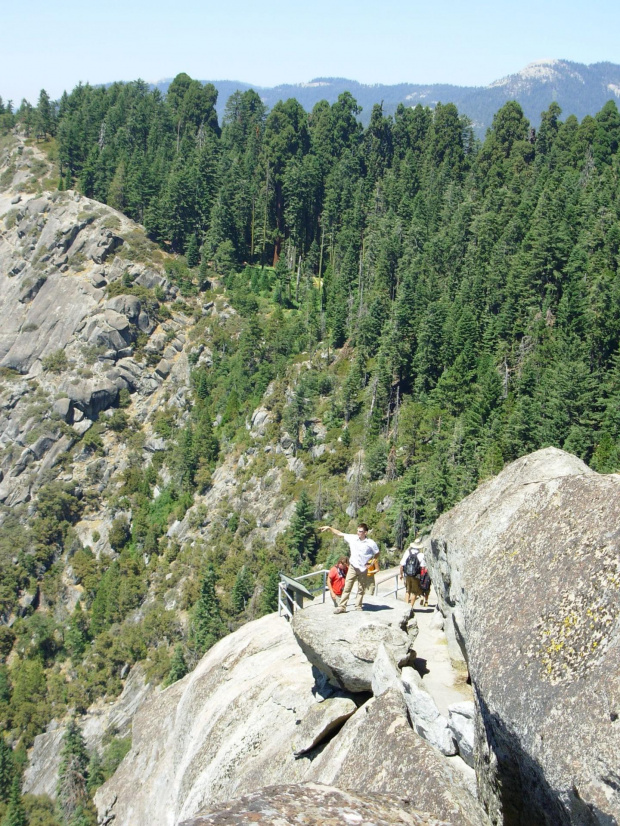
[488,59,585,90]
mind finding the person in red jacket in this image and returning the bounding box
[327,557,349,606]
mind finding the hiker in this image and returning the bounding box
[327,557,349,606]
[400,538,427,607]
[419,559,431,607]
[320,522,379,613]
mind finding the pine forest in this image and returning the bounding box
[1,73,620,823]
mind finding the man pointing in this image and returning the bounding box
[320,522,379,613]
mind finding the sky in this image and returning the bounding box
[2,0,620,105]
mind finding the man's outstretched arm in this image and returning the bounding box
[320,525,345,537]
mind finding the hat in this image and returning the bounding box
[410,537,425,549]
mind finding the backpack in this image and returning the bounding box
[404,551,421,578]
[419,569,431,591]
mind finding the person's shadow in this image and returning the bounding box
[360,603,392,612]
[413,656,430,676]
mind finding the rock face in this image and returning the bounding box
[429,447,620,825]
[94,614,356,826]
[180,782,453,826]
[447,702,475,769]
[291,596,418,692]
[291,696,357,756]
[305,689,488,826]
[94,611,485,826]
[401,667,457,756]
[23,665,153,798]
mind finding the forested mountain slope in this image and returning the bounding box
[153,59,620,134]
[1,74,620,823]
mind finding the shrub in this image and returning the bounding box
[41,350,68,373]
[108,517,131,551]
[107,410,128,433]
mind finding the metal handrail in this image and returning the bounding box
[374,571,405,599]
[278,569,328,619]
[278,567,406,619]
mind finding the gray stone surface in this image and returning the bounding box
[72,419,93,435]
[447,702,475,768]
[430,447,620,825]
[306,689,489,826]
[291,597,418,692]
[179,783,454,826]
[371,641,403,697]
[63,379,118,418]
[94,614,337,826]
[401,667,457,756]
[52,397,72,421]
[291,696,357,756]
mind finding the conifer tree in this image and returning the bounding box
[288,491,317,563]
[2,777,26,826]
[231,567,254,614]
[0,737,14,803]
[65,602,89,663]
[165,644,188,686]
[186,233,200,268]
[57,718,96,826]
[192,567,224,655]
[259,567,280,616]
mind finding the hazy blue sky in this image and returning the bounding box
[2,0,619,105]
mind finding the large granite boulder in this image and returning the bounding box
[62,378,119,419]
[306,689,488,826]
[291,596,418,692]
[429,447,620,825]
[94,611,485,826]
[179,783,453,826]
[94,614,355,826]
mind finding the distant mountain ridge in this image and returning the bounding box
[152,59,620,136]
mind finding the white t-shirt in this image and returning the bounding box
[343,534,379,571]
[400,548,425,568]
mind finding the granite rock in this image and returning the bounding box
[291,597,418,692]
[430,447,620,825]
[179,783,453,826]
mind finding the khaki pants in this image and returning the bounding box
[405,575,424,605]
[338,565,372,609]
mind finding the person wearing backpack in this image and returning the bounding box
[400,538,425,607]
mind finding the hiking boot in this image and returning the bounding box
[355,606,363,611]
[333,607,346,614]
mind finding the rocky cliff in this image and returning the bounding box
[429,447,620,825]
[94,604,486,826]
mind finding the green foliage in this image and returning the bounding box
[106,410,129,433]
[231,566,254,614]
[7,82,620,755]
[259,566,280,616]
[108,517,131,551]
[22,794,61,826]
[57,719,96,826]
[98,735,131,783]
[0,738,15,803]
[287,491,317,564]
[2,777,26,826]
[191,567,225,655]
[41,350,68,374]
[164,644,187,686]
